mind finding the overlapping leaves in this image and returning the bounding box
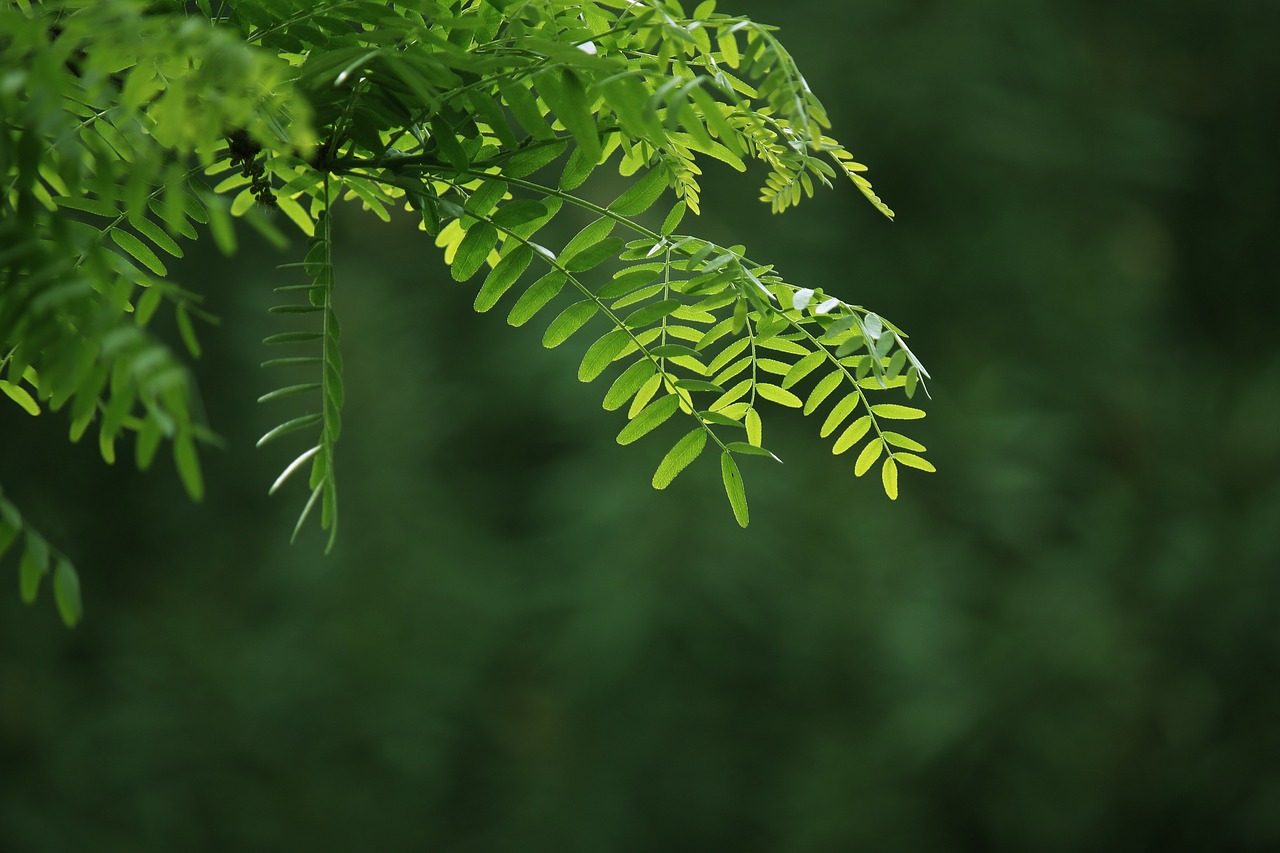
[3,0,931,623]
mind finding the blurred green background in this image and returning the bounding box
[4,0,1280,849]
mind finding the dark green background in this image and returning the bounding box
[4,1,1279,849]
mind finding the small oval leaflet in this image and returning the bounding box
[832,415,871,455]
[854,438,884,477]
[0,380,40,416]
[881,457,899,500]
[623,299,680,328]
[451,223,498,281]
[745,407,762,446]
[720,451,749,528]
[652,428,707,490]
[491,200,549,228]
[894,452,936,473]
[870,403,926,420]
[111,229,167,276]
[820,393,860,438]
[804,371,843,415]
[507,272,565,327]
[755,383,802,408]
[579,328,632,382]
[617,393,681,445]
[53,558,83,627]
[543,301,598,348]
[610,166,670,216]
[603,358,657,409]
[475,245,534,312]
[882,431,926,452]
[782,350,826,389]
[563,236,624,272]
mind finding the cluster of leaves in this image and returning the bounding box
[1,0,930,624]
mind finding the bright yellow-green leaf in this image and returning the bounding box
[854,438,883,477]
[804,371,843,415]
[881,457,899,500]
[617,394,680,445]
[652,428,707,489]
[745,407,762,446]
[820,393,859,437]
[870,403,926,420]
[0,380,40,416]
[894,452,937,473]
[883,431,926,452]
[756,383,802,408]
[832,415,871,455]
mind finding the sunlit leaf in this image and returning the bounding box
[652,428,707,490]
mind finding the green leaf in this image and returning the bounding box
[709,378,752,412]
[560,218,616,264]
[475,245,533,312]
[111,229,167,276]
[881,457,899,500]
[503,140,567,177]
[563,237,623,272]
[491,201,549,228]
[53,559,83,627]
[617,394,681,445]
[257,414,322,448]
[133,217,184,258]
[803,371,844,412]
[559,144,599,190]
[599,268,659,300]
[854,438,884,477]
[19,532,49,604]
[173,431,204,502]
[452,223,498,281]
[54,196,119,218]
[832,415,872,455]
[725,442,780,461]
[579,329,632,382]
[745,407,762,446]
[720,451,749,527]
[870,404,926,420]
[623,299,680,328]
[542,301,598,348]
[755,383,802,408]
[537,68,601,163]
[660,202,687,236]
[652,428,707,489]
[0,380,40,416]
[883,431,926,452]
[610,167,669,216]
[430,115,470,172]
[175,304,201,358]
[649,344,700,359]
[820,393,860,437]
[894,452,937,473]
[19,546,47,605]
[782,350,826,389]
[603,359,656,410]
[507,272,566,327]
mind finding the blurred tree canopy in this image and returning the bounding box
[3,0,1279,851]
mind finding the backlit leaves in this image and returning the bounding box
[4,0,934,624]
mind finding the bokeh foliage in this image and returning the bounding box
[3,0,1279,850]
